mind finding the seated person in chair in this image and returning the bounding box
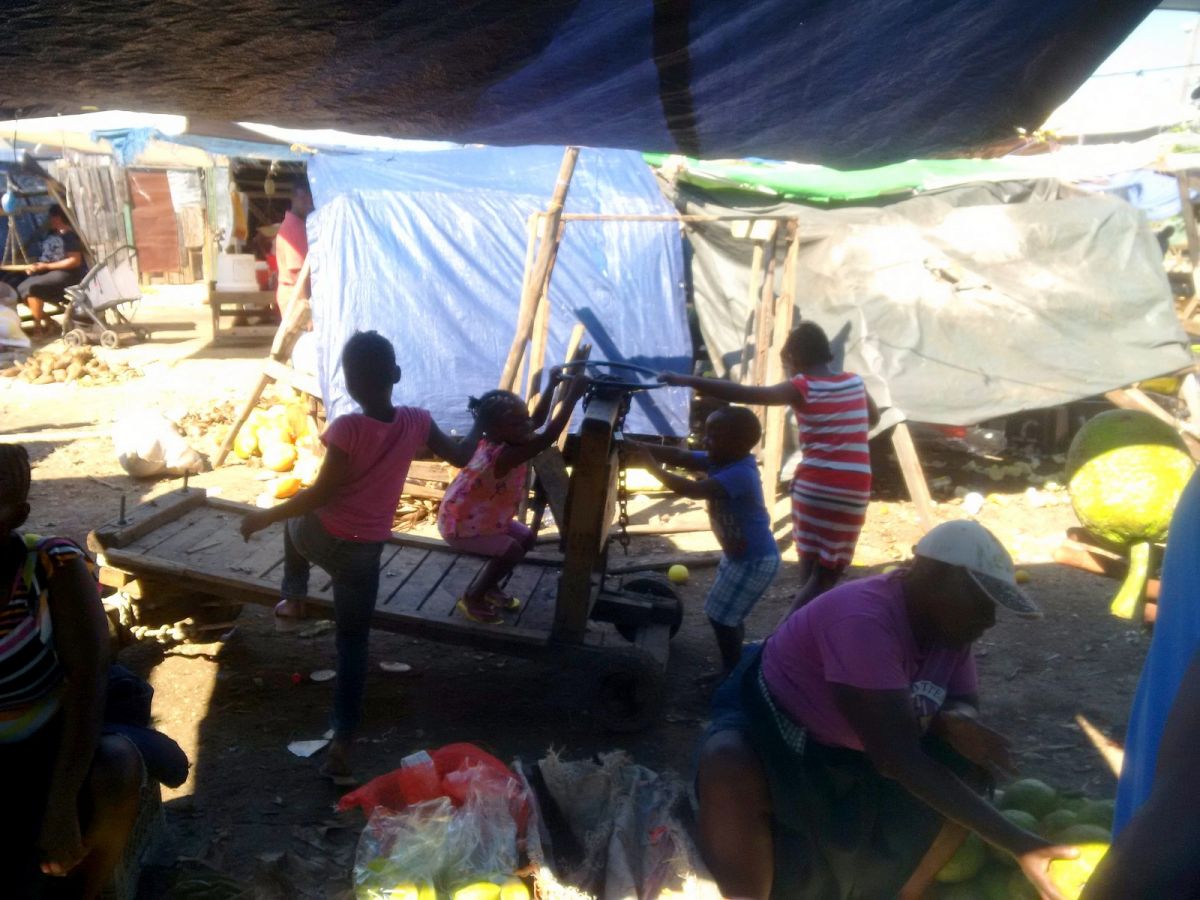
[18,205,85,336]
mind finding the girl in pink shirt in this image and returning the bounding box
[439,371,588,624]
[241,331,472,782]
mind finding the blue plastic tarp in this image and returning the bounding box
[0,1,1159,166]
[1115,469,1200,832]
[307,146,691,437]
[1073,169,1192,221]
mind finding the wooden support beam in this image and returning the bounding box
[1179,172,1199,270]
[891,422,936,532]
[556,323,589,452]
[214,259,313,466]
[750,223,780,428]
[499,147,579,392]
[761,222,801,504]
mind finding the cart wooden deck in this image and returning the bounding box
[89,490,663,660]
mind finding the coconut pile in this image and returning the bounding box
[0,346,139,386]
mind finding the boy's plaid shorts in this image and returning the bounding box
[705,554,781,627]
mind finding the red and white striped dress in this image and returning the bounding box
[789,372,872,571]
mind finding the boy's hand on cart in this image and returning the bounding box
[562,373,590,403]
[658,370,692,387]
[240,510,272,541]
[623,443,655,469]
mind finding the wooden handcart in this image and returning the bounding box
[89,362,683,730]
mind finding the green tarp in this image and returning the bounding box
[643,153,1035,204]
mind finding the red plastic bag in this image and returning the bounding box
[338,743,529,833]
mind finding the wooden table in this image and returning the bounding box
[207,287,278,344]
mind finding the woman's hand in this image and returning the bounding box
[240,509,272,541]
[25,262,45,275]
[1015,843,1079,900]
[39,807,86,877]
[936,709,1018,777]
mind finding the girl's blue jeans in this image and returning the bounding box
[281,512,382,738]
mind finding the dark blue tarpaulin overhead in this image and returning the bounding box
[307,146,691,436]
[0,1,1157,164]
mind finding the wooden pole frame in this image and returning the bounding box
[499,147,580,392]
[761,222,802,504]
[215,258,313,466]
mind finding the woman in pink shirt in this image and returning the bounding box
[241,331,472,782]
[694,521,1078,900]
[438,373,588,624]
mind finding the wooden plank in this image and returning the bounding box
[231,524,288,579]
[386,550,460,615]
[121,511,206,555]
[88,489,206,553]
[531,448,570,530]
[515,566,558,633]
[555,394,622,639]
[504,564,548,628]
[376,544,430,607]
[408,460,456,482]
[177,526,257,576]
[891,422,936,532]
[147,508,241,561]
[418,555,489,621]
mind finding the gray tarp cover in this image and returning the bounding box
[679,184,1191,426]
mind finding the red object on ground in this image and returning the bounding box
[337,742,529,833]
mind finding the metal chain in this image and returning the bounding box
[614,396,632,555]
[616,457,631,554]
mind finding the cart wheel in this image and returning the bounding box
[133,327,150,342]
[64,328,88,348]
[615,575,683,643]
[593,654,664,733]
[100,330,120,349]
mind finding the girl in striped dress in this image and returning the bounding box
[662,322,877,610]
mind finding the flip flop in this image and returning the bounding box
[319,760,358,788]
[274,598,306,632]
[457,596,504,625]
[485,589,522,611]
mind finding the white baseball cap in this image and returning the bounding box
[914,520,1041,618]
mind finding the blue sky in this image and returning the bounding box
[1046,9,1200,134]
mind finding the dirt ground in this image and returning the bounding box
[0,301,1150,898]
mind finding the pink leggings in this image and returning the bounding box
[441,520,533,558]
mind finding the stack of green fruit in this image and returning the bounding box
[932,778,1113,899]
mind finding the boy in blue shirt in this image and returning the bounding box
[629,405,781,675]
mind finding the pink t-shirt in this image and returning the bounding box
[437,440,528,539]
[761,571,977,750]
[274,210,308,309]
[316,406,432,542]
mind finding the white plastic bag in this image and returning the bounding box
[0,285,30,350]
[112,411,207,478]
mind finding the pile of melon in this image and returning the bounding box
[934,778,1113,899]
[231,399,322,504]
